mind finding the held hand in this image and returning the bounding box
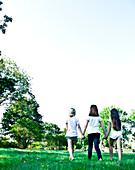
[81,135,85,139]
[103,135,108,140]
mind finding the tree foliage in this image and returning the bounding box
[0,57,31,106]
[10,118,43,149]
[43,123,67,150]
[129,110,135,127]
[45,134,67,150]
[0,1,13,34]
[1,95,44,149]
[43,122,61,137]
[128,110,135,142]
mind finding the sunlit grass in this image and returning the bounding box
[0,148,135,169]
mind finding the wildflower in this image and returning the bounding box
[42,165,44,167]
[47,165,49,167]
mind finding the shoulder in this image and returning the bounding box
[98,116,102,121]
[86,116,90,120]
[66,117,70,123]
[66,118,68,123]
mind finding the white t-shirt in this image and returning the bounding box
[86,116,102,134]
[65,116,80,137]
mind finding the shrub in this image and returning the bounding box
[0,137,10,148]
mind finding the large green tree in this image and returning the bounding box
[0,57,31,106]
[1,95,44,149]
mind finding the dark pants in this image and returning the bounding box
[88,133,102,160]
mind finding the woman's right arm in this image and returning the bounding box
[77,124,85,139]
[83,120,88,135]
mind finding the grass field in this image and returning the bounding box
[0,148,135,170]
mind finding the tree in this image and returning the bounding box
[0,57,31,106]
[1,95,44,149]
[120,111,132,146]
[127,110,135,145]
[129,110,135,128]
[0,1,12,34]
[43,122,61,137]
[10,118,43,149]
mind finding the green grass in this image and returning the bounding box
[0,148,135,170]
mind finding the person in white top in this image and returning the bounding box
[66,108,84,160]
[105,108,122,163]
[83,105,106,160]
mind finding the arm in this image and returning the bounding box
[100,121,106,138]
[66,123,68,131]
[77,124,85,139]
[83,120,89,135]
[105,121,111,139]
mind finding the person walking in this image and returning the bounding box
[65,108,84,160]
[83,105,106,160]
[105,108,122,163]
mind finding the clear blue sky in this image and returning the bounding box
[0,0,135,129]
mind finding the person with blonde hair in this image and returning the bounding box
[83,105,106,160]
[65,108,84,160]
[105,108,122,162]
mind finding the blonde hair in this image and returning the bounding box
[69,108,76,117]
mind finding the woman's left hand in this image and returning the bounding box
[81,135,85,139]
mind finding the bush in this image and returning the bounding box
[0,137,10,148]
[27,142,46,149]
[9,141,18,148]
[45,135,67,150]
[75,142,82,149]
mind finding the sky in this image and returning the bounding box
[0,0,135,130]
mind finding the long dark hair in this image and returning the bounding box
[89,105,99,116]
[111,108,121,131]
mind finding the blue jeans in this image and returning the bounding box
[88,133,102,160]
